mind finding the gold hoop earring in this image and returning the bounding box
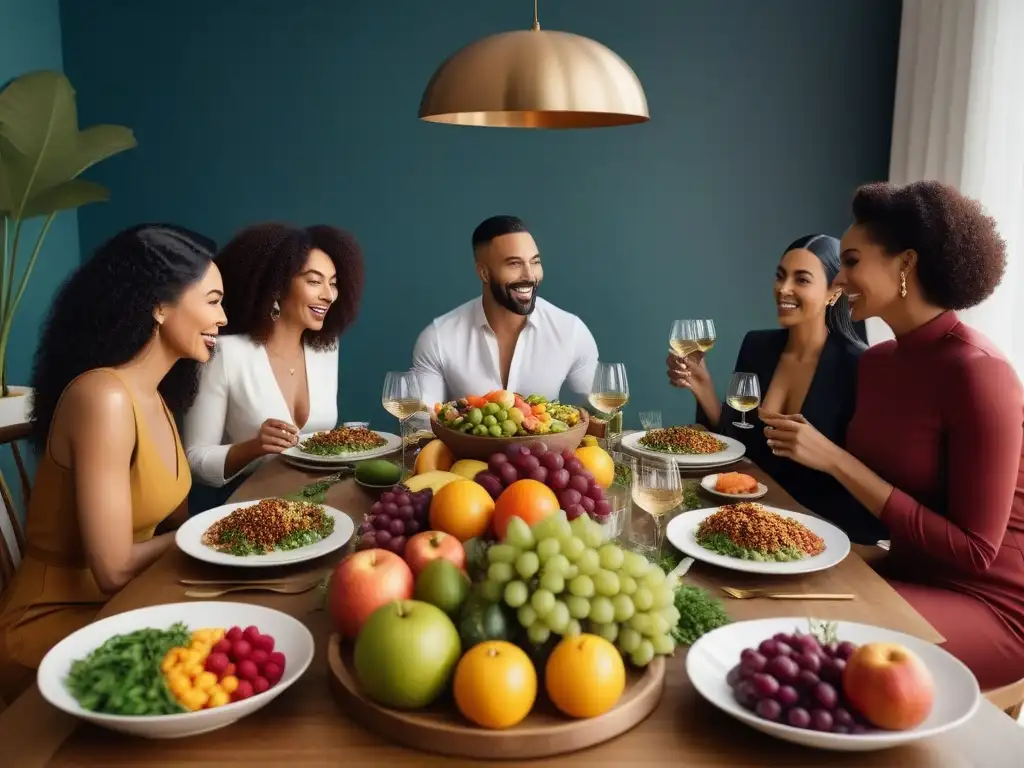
[270,300,281,321]
[899,272,908,298]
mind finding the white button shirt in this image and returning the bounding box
[182,334,339,487]
[411,296,599,407]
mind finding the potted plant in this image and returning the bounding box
[0,70,136,426]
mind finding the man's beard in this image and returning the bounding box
[490,280,538,316]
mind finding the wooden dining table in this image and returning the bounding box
[3,456,1023,766]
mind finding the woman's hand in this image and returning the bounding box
[256,418,299,454]
[761,413,840,472]
[666,351,712,396]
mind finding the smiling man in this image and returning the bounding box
[411,215,599,407]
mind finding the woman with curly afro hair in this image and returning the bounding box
[760,180,1024,690]
[182,223,364,488]
[0,224,226,704]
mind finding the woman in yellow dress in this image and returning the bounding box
[0,224,226,706]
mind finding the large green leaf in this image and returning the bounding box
[20,179,109,220]
[0,70,136,221]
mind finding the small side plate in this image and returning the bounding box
[699,473,768,500]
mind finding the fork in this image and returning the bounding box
[179,570,329,587]
[639,411,663,430]
[184,579,323,599]
[722,586,854,600]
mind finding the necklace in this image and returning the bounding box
[268,346,304,377]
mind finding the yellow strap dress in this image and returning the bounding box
[0,368,191,705]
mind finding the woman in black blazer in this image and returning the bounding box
[667,234,887,544]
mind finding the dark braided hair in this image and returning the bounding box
[29,224,217,450]
[215,223,364,349]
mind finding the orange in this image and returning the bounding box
[415,439,454,474]
[429,479,495,541]
[453,641,537,729]
[491,479,560,540]
[545,633,625,718]
[574,445,615,489]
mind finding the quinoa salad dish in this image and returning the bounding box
[695,502,826,562]
[638,426,727,455]
[298,425,387,456]
[201,498,336,556]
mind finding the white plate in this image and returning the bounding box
[665,504,850,575]
[37,602,315,739]
[686,617,980,752]
[176,499,354,567]
[621,429,746,467]
[282,430,402,465]
[700,473,768,500]
[280,453,352,473]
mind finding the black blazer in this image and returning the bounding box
[697,329,888,545]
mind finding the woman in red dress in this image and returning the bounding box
[761,180,1024,691]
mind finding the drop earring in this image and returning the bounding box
[899,272,908,298]
[270,300,281,321]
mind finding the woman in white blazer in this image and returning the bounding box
[183,223,364,487]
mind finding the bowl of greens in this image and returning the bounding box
[36,601,314,738]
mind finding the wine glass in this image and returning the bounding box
[727,371,761,430]
[696,319,717,353]
[589,362,629,450]
[628,456,683,556]
[669,319,700,358]
[381,370,423,475]
[638,410,662,430]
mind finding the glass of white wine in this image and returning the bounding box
[669,319,700,358]
[589,362,629,450]
[628,456,683,555]
[727,371,761,430]
[696,318,717,353]
[381,370,423,476]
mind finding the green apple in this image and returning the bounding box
[353,599,462,709]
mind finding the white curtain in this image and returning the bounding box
[866,0,1024,375]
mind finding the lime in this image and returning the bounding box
[414,560,470,616]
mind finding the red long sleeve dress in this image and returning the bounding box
[845,311,1024,690]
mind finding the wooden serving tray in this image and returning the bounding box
[327,633,665,760]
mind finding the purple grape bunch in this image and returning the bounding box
[727,631,871,734]
[355,486,433,556]
[472,442,614,525]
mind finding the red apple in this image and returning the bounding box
[329,549,414,639]
[843,642,935,730]
[404,531,466,577]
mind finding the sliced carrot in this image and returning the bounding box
[434,402,442,414]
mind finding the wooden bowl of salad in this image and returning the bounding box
[430,391,590,461]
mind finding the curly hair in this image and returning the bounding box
[215,223,364,349]
[29,224,217,450]
[851,181,1006,310]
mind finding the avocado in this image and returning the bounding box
[458,599,511,649]
[354,459,402,487]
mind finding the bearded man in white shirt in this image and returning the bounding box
[411,215,599,408]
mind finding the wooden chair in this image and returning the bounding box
[985,678,1024,721]
[0,421,31,595]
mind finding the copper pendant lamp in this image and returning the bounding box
[418,1,649,129]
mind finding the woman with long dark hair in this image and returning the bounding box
[667,234,885,542]
[182,223,364,489]
[0,224,225,704]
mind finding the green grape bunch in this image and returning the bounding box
[482,510,680,668]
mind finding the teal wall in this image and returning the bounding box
[58,0,900,429]
[1,0,82,517]
[1,0,81,395]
